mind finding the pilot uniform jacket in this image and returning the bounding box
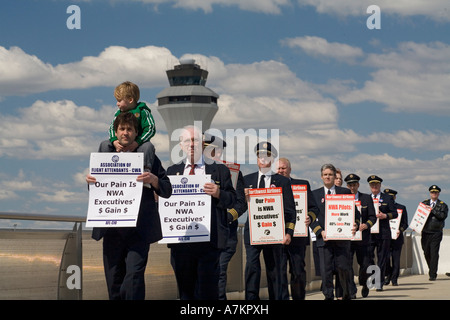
[91,155,172,244]
[373,193,398,240]
[243,171,296,300]
[166,160,236,249]
[310,186,360,247]
[227,170,248,234]
[422,199,448,233]
[243,172,296,244]
[355,191,377,246]
[290,178,319,247]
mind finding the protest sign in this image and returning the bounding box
[158,175,211,244]
[292,185,308,237]
[409,202,432,234]
[390,209,403,239]
[248,188,285,245]
[371,198,380,234]
[86,152,143,228]
[325,194,355,240]
[221,161,240,189]
[352,200,362,241]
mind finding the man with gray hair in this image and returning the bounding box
[310,164,360,300]
[276,157,319,300]
[166,125,236,300]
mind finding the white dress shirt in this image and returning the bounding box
[184,156,205,175]
[258,170,273,188]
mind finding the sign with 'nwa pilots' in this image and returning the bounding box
[325,194,355,240]
[86,152,143,228]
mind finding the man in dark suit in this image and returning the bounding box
[384,188,408,286]
[276,157,319,300]
[88,112,172,300]
[166,126,236,300]
[310,164,360,300]
[421,185,448,281]
[203,134,247,300]
[367,175,398,291]
[243,142,296,300]
[345,173,377,298]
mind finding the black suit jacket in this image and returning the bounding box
[91,155,172,244]
[243,172,296,245]
[311,186,360,247]
[290,178,319,247]
[166,161,236,249]
[355,191,377,245]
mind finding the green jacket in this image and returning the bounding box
[108,102,156,145]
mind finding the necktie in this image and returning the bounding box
[259,175,265,188]
[431,202,436,209]
[189,164,196,175]
[327,189,331,195]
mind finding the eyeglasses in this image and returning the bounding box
[181,138,201,145]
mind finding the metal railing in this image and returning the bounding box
[0,211,415,299]
[0,212,84,300]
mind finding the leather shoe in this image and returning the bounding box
[362,286,369,298]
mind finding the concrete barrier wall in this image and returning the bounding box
[0,227,434,299]
[410,229,450,276]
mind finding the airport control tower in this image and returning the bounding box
[157,59,219,161]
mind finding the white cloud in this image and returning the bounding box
[36,189,86,203]
[360,42,450,113]
[281,36,364,62]
[297,0,450,22]
[0,190,18,201]
[134,0,291,14]
[338,41,450,114]
[282,39,450,115]
[119,0,450,20]
[364,42,450,74]
[211,94,338,131]
[0,100,116,159]
[178,55,324,100]
[0,46,175,96]
[367,130,450,151]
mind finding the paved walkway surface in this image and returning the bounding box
[305,274,450,300]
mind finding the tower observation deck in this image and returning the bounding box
[156,59,219,162]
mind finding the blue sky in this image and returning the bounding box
[1,0,450,229]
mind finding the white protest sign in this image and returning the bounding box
[409,202,432,234]
[352,201,362,241]
[292,185,308,237]
[325,194,355,240]
[221,161,240,189]
[248,188,285,245]
[390,209,403,239]
[86,152,143,228]
[371,198,380,234]
[158,175,211,244]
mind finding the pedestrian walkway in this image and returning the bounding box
[305,274,450,300]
